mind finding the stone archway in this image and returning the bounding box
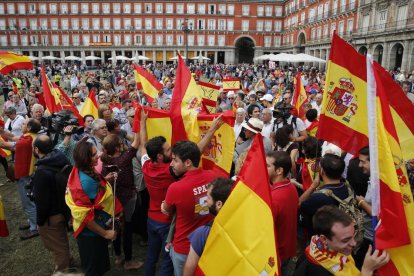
[298,32,306,53]
[390,43,404,70]
[358,46,368,56]
[373,45,384,65]
[235,37,255,64]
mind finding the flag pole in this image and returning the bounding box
[366,54,379,249]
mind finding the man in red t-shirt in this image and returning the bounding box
[161,141,218,276]
[139,111,223,276]
[266,151,299,275]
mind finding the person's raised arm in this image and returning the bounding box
[139,109,148,155]
[131,128,140,150]
[197,115,224,153]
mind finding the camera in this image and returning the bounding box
[51,110,79,135]
[25,177,35,201]
[273,103,293,120]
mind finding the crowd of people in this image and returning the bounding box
[0,60,413,276]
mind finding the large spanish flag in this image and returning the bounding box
[79,89,99,119]
[0,194,9,237]
[197,111,235,177]
[0,52,33,75]
[42,66,62,114]
[198,81,220,114]
[133,64,163,104]
[367,57,414,276]
[197,134,278,275]
[132,105,172,143]
[170,54,204,144]
[292,73,309,119]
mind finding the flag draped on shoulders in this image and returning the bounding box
[367,58,414,276]
[14,133,37,179]
[79,89,99,119]
[170,54,204,144]
[65,167,123,238]
[197,134,278,276]
[0,52,33,75]
[133,64,163,104]
[0,194,9,237]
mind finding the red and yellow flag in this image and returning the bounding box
[222,77,241,91]
[170,54,204,144]
[197,81,220,114]
[0,194,9,237]
[0,52,33,75]
[14,133,37,179]
[292,74,309,119]
[197,134,278,275]
[132,105,172,143]
[133,64,163,104]
[369,59,414,276]
[79,89,99,119]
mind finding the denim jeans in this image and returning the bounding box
[169,246,187,276]
[144,218,173,276]
[17,176,37,231]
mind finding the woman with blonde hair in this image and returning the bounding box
[98,104,113,121]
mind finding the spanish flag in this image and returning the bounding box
[0,52,33,75]
[297,158,320,191]
[133,64,163,105]
[292,74,309,119]
[198,81,220,114]
[132,105,172,143]
[222,78,241,92]
[0,137,11,158]
[79,89,99,119]
[14,133,37,179]
[306,120,319,137]
[368,57,414,276]
[0,194,9,237]
[197,134,278,275]
[65,167,123,238]
[170,54,203,144]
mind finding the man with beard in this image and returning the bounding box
[183,178,234,276]
[139,111,223,276]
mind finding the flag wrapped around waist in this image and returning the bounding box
[0,194,9,237]
[0,52,33,75]
[65,167,123,238]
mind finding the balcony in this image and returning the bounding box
[354,18,413,36]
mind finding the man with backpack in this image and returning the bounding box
[32,135,73,274]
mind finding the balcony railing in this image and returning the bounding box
[354,18,413,36]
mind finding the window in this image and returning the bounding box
[317,26,322,39]
[350,0,356,9]
[145,3,152,13]
[330,23,336,35]
[123,18,131,29]
[275,6,283,16]
[145,34,152,45]
[82,35,89,46]
[61,4,68,14]
[338,21,344,35]
[113,3,120,14]
[71,3,78,14]
[156,3,163,13]
[8,19,16,30]
[256,21,264,31]
[39,4,47,14]
[21,35,28,46]
[145,19,152,30]
[135,35,142,45]
[92,3,99,14]
[166,19,173,30]
[227,20,234,31]
[197,35,205,46]
[188,35,194,46]
[274,36,281,47]
[228,5,234,15]
[177,4,184,14]
[311,28,315,40]
[30,19,37,30]
[28,4,36,14]
[176,18,184,30]
[134,19,142,30]
[40,19,47,30]
[51,19,58,30]
[155,19,163,30]
[198,4,205,14]
[10,35,18,46]
[265,6,272,16]
[333,0,338,15]
[92,19,100,30]
[0,19,5,30]
[376,10,387,30]
[7,3,15,14]
[103,4,110,14]
[72,19,79,30]
[218,19,226,31]
[242,20,249,31]
[114,19,121,30]
[72,35,79,46]
[187,4,195,14]
[30,35,38,45]
[41,35,49,45]
[340,0,346,12]
[196,19,204,30]
[124,35,131,45]
[82,19,89,30]
[324,24,329,37]
[309,8,315,23]
[18,4,25,15]
[52,35,59,46]
[134,3,141,14]
[156,35,163,46]
[176,35,183,46]
[218,35,225,46]
[362,15,369,33]
[257,6,264,16]
[318,5,323,20]
[397,5,408,28]
[124,3,131,14]
[50,3,57,14]
[19,19,27,29]
[265,21,272,32]
[166,4,173,14]
[274,20,282,31]
[92,34,100,43]
[103,34,111,43]
[0,36,6,47]
[114,35,121,46]
[208,35,215,46]
[207,19,216,30]
[242,5,250,16]
[81,3,88,14]
[324,2,330,17]
[208,4,215,15]
[264,36,271,47]
[218,4,226,15]
[166,35,173,46]
[347,19,353,34]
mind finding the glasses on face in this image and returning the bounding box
[72,97,80,99]
[128,115,134,118]
[228,97,235,100]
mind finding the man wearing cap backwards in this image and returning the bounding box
[233,117,273,162]
[260,94,275,110]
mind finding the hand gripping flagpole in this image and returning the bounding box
[105,165,120,231]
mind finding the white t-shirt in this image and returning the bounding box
[274,115,306,137]
[5,115,25,137]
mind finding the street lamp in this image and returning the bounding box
[181,19,193,65]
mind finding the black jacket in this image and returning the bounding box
[33,149,70,226]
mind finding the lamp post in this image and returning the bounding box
[181,19,193,65]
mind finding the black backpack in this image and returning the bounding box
[37,164,73,223]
